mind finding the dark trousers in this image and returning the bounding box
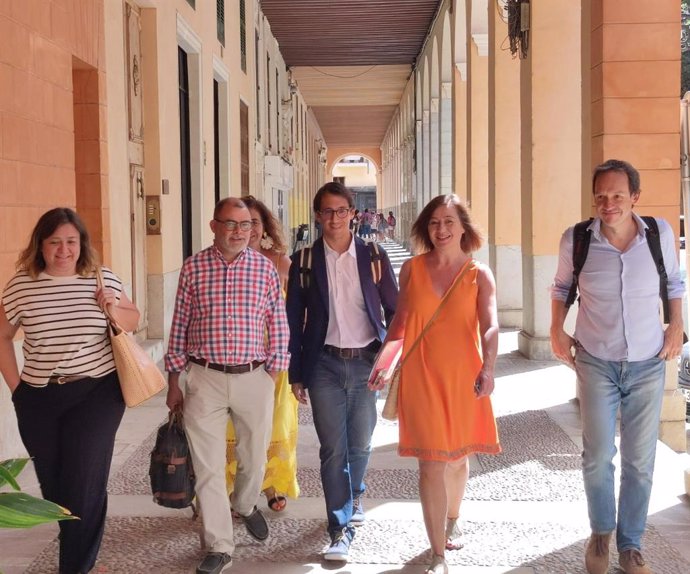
[12,371,125,574]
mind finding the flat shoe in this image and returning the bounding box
[241,506,269,541]
[267,495,287,512]
[445,517,463,550]
[425,554,448,574]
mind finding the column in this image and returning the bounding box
[518,1,582,359]
[489,0,522,328]
[592,0,685,452]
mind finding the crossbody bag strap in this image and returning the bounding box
[398,259,473,369]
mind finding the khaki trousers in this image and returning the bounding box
[184,363,275,554]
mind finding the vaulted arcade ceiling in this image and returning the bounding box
[260,0,443,148]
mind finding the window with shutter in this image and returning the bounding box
[239,0,247,72]
[217,0,225,46]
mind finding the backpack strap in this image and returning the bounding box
[565,219,593,308]
[641,216,670,324]
[368,242,382,285]
[298,247,312,290]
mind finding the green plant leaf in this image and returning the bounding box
[0,459,29,491]
[0,492,78,528]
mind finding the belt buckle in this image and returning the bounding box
[56,376,68,385]
[341,348,355,360]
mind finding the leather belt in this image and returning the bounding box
[188,356,264,374]
[323,343,379,360]
[48,375,87,385]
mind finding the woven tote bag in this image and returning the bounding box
[96,269,166,407]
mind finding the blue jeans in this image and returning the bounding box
[308,351,378,538]
[575,346,665,552]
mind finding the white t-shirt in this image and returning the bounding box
[2,268,122,386]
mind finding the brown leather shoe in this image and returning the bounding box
[619,549,653,574]
[584,532,612,574]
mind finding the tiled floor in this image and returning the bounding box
[2,330,690,574]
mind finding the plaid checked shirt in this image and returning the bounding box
[164,245,290,373]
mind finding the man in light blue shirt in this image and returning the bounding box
[550,159,684,574]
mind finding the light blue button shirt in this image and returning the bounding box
[552,214,684,362]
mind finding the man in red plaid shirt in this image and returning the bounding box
[165,197,290,574]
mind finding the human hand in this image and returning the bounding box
[367,370,386,391]
[291,382,308,405]
[550,328,576,368]
[96,286,118,313]
[658,322,683,360]
[474,368,494,398]
[267,370,279,382]
[166,383,184,412]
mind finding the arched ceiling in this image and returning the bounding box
[261,0,444,148]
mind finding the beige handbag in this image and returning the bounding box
[96,268,166,407]
[382,262,472,421]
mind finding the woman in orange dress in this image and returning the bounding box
[372,194,500,574]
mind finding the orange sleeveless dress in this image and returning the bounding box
[398,256,500,461]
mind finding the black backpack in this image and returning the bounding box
[149,412,197,516]
[564,216,669,323]
[298,241,383,289]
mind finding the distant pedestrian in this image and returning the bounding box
[387,211,397,240]
[550,159,684,574]
[373,194,500,574]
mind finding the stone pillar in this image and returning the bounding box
[592,0,685,452]
[440,81,453,194]
[415,118,424,214]
[469,36,489,264]
[430,98,440,197]
[422,109,431,208]
[489,1,522,328]
[518,1,582,359]
[454,65,468,202]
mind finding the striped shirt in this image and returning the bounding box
[164,245,290,373]
[2,268,122,386]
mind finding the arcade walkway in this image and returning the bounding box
[1,262,689,574]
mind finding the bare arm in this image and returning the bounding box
[0,304,21,393]
[166,370,184,412]
[550,299,575,367]
[475,265,499,397]
[368,260,411,391]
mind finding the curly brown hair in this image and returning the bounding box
[16,207,99,278]
[411,194,483,254]
[242,195,287,254]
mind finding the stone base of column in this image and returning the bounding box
[658,390,687,453]
[517,329,553,360]
[499,308,523,329]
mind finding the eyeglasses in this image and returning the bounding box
[318,207,351,219]
[214,219,252,231]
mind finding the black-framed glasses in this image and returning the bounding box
[214,219,252,231]
[318,207,351,219]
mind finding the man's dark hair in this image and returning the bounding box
[313,181,354,212]
[592,159,640,195]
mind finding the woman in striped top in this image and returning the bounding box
[0,207,139,574]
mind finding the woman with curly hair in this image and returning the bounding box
[225,196,300,512]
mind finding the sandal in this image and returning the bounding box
[425,554,448,574]
[445,518,463,550]
[264,488,287,512]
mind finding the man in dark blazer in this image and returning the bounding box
[286,182,398,562]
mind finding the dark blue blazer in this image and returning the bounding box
[286,236,398,388]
